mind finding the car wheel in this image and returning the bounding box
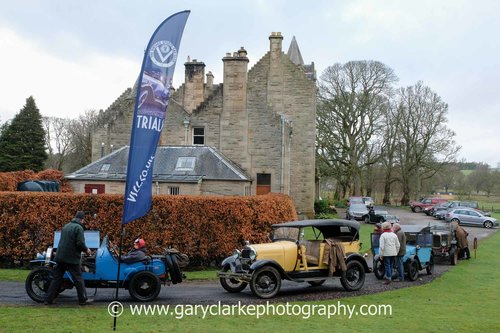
[484,221,493,229]
[340,260,366,291]
[451,218,460,224]
[426,254,434,275]
[128,271,161,302]
[219,265,248,293]
[413,206,422,213]
[364,215,370,224]
[25,266,55,303]
[307,280,326,287]
[250,266,281,299]
[407,259,419,281]
[450,246,458,266]
[373,259,385,280]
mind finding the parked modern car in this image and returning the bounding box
[348,196,374,207]
[424,202,449,216]
[218,219,370,299]
[346,203,370,222]
[410,197,448,213]
[444,208,498,228]
[371,225,434,281]
[434,201,490,219]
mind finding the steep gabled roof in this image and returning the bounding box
[287,36,304,66]
[66,146,251,182]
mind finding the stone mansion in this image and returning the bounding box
[67,32,317,216]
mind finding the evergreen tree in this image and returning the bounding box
[0,96,48,171]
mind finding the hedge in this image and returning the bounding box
[0,192,297,265]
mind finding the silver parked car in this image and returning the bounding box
[346,203,369,222]
[444,208,498,228]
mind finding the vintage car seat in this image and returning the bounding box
[304,240,323,266]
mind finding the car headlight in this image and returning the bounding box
[441,241,447,247]
[248,246,257,261]
[232,249,241,259]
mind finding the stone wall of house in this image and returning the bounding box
[92,89,134,162]
[200,180,249,196]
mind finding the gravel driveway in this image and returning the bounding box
[1,207,496,306]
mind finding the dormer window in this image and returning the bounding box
[175,157,196,171]
[99,163,111,173]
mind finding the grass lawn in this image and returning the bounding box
[2,228,499,332]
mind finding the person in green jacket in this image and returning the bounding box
[44,211,93,305]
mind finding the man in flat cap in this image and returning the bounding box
[45,211,93,305]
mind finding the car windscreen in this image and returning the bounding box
[272,227,300,241]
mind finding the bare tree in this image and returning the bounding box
[43,117,74,170]
[317,61,398,196]
[395,81,460,205]
[65,110,99,172]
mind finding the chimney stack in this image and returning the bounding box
[183,59,205,113]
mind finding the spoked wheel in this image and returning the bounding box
[250,266,281,299]
[426,254,434,275]
[219,265,248,293]
[484,221,493,229]
[373,259,385,280]
[307,280,326,287]
[340,260,365,291]
[407,259,419,281]
[25,266,56,303]
[128,271,161,302]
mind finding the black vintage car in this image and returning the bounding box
[428,224,459,265]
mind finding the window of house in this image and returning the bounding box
[168,186,180,195]
[244,186,251,196]
[99,163,110,173]
[175,157,196,171]
[256,173,271,195]
[193,127,205,145]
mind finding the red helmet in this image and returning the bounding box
[134,238,146,248]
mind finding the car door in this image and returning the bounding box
[455,209,469,223]
[465,210,482,226]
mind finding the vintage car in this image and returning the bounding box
[428,224,459,265]
[218,219,370,299]
[371,225,434,281]
[25,230,185,303]
[366,209,400,224]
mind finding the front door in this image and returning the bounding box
[256,173,271,195]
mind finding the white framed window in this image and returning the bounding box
[175,157,196,171]
[193,127,205,145]
[168,186,180,195]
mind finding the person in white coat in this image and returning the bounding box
[379,222,400,284]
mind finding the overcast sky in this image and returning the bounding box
[1,1,499,166]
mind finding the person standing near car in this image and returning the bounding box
[45,211,93,305]
[392,223,406,281]
[451,221,471,259]
[379,222,400,285]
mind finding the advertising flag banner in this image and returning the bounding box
[122,11,190,224]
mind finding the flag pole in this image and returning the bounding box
[113,224,125,331]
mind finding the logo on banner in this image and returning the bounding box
[150,40,177,68]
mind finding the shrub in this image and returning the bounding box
[0,192,297,265]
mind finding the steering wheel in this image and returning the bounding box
[108,240,119,257]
